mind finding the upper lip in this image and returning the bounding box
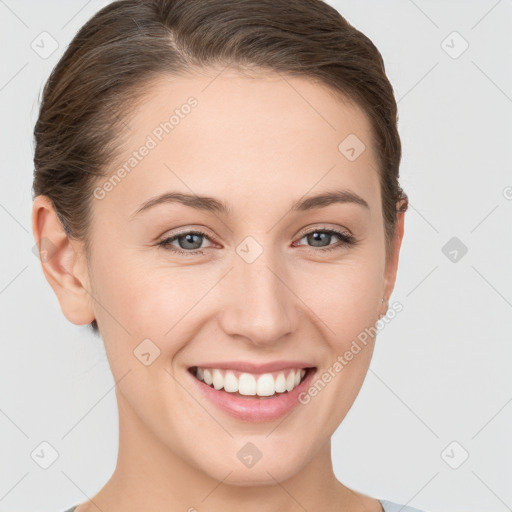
[189,360,316,374]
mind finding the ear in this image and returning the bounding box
[31,195,96,326]
[379,206,406,316]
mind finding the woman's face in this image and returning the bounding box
[71,68,403,484]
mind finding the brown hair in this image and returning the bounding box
[32,0,408,337]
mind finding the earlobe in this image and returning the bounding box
[31,195,96,326]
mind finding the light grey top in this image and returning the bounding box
[63,499,428,511]
[380,500,427,511]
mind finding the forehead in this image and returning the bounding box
[129,68,375,151]
[98,68,380,218]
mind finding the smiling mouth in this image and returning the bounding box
[188,366,315,399]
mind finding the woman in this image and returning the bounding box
[32,0,424,510]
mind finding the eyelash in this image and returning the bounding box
[157,227,357,256]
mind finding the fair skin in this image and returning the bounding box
[32,68,404,512]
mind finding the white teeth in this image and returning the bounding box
[193,367,309,397]
[285,371,295,392]
[274,372,286,393]
[212,369,223,390]
[203,369,213,385]
[223,371,239,392]
[238,373,257,395]
[256,373,275,396]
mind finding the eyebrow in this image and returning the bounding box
[130,188,370,219]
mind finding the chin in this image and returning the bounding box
[221,465,299,487]
[190,445,307,487]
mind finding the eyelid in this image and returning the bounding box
[158,228,218,249]
[296,223,353,239]
[158,225,217,242]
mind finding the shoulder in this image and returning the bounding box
[380,499,429,512]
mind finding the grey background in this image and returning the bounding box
[1,1,511,511]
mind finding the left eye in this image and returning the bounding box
[158,231,213,255]
[158,228,356,255]
[296,228,355,251]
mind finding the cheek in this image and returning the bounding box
[90,246,213,369]
[295,264,381,434]
[295,253,384,341]
[293,252,383,411]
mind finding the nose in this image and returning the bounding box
[217,247,298,347]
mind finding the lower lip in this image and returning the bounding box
[187,368,317,422]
